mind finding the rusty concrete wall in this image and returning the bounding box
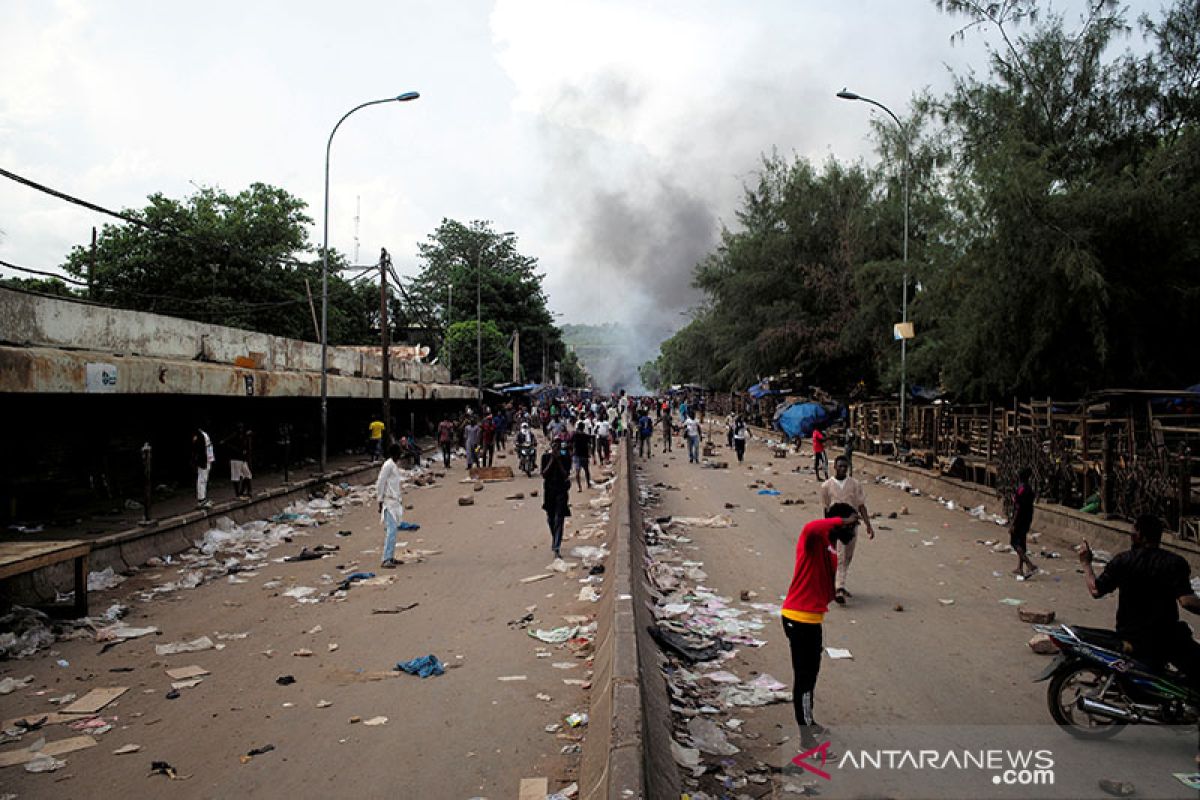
[0,286,451,385]
[0,345,475,400]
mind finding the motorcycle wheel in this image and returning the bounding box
[1047,662,1126,739]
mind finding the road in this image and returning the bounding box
[0,449,611,799]
[636,431,1198,799]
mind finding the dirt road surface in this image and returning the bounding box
[1,450,613,799]
[637,432,1198,799]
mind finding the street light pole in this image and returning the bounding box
[837,89,910,448]
[320,91,419,474]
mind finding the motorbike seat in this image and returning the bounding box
[1069,625,1129,653]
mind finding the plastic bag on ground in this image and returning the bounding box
[155,636,215,655]
[0,606,56,659]
[529,626,578,644]
[671,515,735,528]
[688,716,740,755]
[568,546,608,568]
[87,567,126,591]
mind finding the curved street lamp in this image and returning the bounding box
[838,88,910,447]
[320,92,420,474]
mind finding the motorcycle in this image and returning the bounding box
[1033,623,1200,738]
[518,443,538,478]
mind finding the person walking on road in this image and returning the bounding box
[733,415,749,463]
[437,415,455,468]
[1010,467,1038,578]
[595,416,612,464]
[662,410,673,452]
[192,427,215,509]
[819,455,876,604]
[811,426,828,480]
[781,503,860,753]
[481,413,496,467]
[541,435,573,559]
[221,422,254,498]
[375,443,406,568]
[367,418,385,463]
[464,419,482,470]
[683,412,702,463]
[572,420,593,490]
[637,409,654,459]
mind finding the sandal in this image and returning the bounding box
[834,589,847,605]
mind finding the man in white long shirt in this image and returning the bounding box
[375,444,406,568]
[818,454,876,603]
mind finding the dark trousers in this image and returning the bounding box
[546,507,566,554]
[735,438,746,462]
[663,431,672,451]
[440,442,451,468]
[1131,623,1200,687]
[783,617,823,742]
[639,433,651,458]
[484,442,495,467]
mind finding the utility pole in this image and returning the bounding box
[446,284,453,377]
[512,330,520,383]
[88,227,97,299]
[380,247,391,445]
[542,338,548,384]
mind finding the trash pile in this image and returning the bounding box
[873,475,1009,526]
[637,475,791,794]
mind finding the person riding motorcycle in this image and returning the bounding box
[1080,514,1200,682]
[516,422,537,450]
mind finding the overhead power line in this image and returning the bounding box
[0,166,152,229]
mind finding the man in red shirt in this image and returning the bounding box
[782,502,859,750]
[811,426,828,480]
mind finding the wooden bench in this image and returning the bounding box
[0,540,91,616]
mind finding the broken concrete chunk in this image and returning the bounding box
[1018,608,1056,624]
[1029,634,1058,655]
[457,496,475,506]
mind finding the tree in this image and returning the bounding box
[559,350,588,388]
[444,320,511,388]
[404,219,568,381]
[59,183,376,344]
[0,276,79,298]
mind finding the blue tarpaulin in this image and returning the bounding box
[501,383,541,394]
[747,381,772,399]
[776,402,829,438]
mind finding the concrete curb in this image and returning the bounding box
[579,436,679,800]
[6,461,381,605]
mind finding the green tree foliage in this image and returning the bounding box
[649,0,1200,400]
[0,276,79,298]
[559,350,588,388]
[60,183,375,344]
[404,219,568,382]
[445,320,511,388]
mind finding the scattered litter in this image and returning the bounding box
[165,665,209,681]
[24,754,67,773]
[0,734,97,768]
[670,515,735,528]
[317,700,333,708]
[113,743,141,755]
[395,655,445,678]
[564,712,589,727]
[281,587,318,600]
[688,716,740,755]
[1018,608,1056,624]
[0,676,34,695]
[371,603,419,615]
[520,573,554,584]
[497,675,528,682]
[536,693,553,702]
[529,627,578,644]
[671,740,703,773]
[95,623,158,643]
[577,586,602,603]
[756,489,781,496]
[937,599,955,606]
[61,687,128,715]
[171,678,203,690]
[150,760,191,780]
[155,636,215,656]
[825,647,853,659]
[292,649,313,658]
[275,675,296,686]
[87,567,126,592]
[999,598,1025,606]
[363,716,388,726]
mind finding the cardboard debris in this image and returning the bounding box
[0,735,98,768]
[520,573,554,584]
[165,666,210,681]
[469,466,514,482]
[61,687,129,715]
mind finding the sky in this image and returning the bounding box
[0,0,1161,340]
